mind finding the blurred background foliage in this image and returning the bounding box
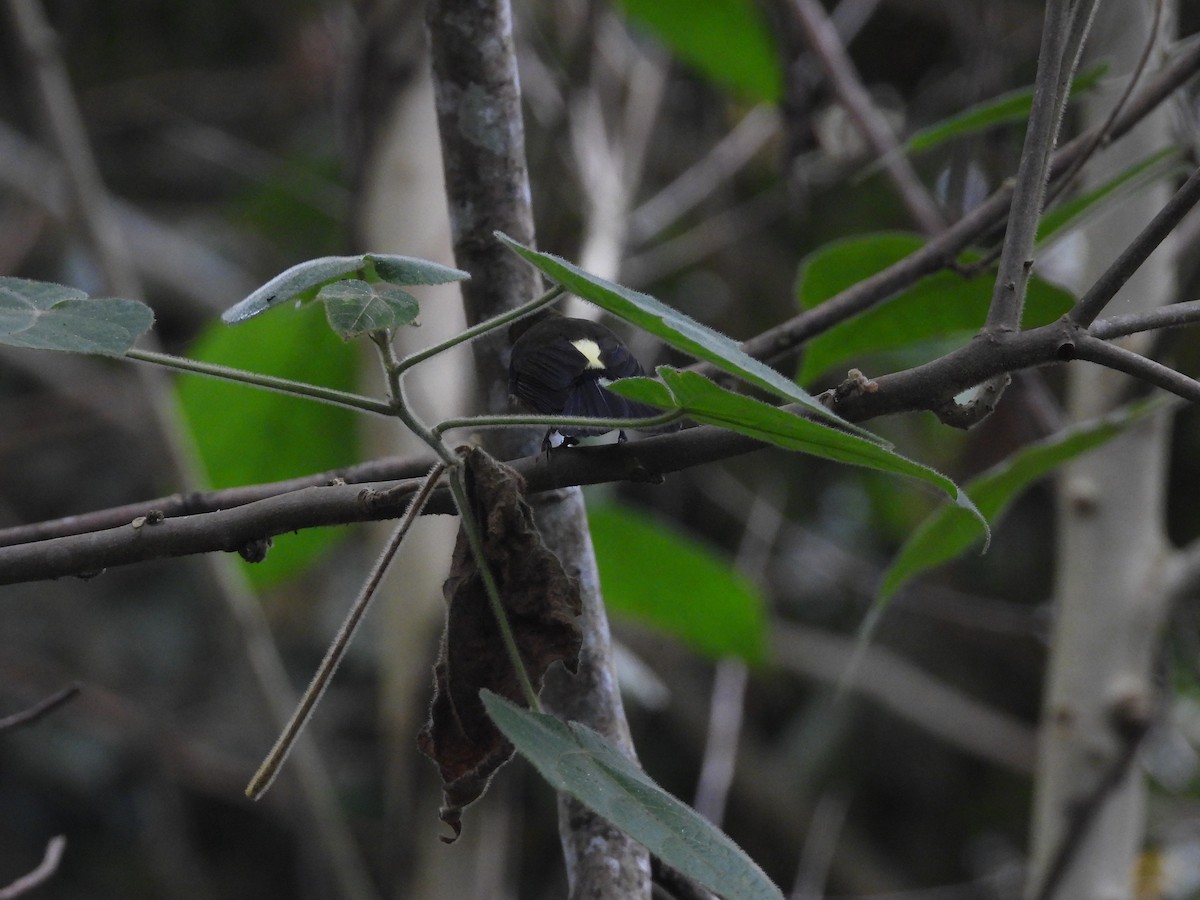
[3,0,1200,898]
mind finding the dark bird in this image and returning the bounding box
[508,312,663,451]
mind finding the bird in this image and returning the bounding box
[508,311,664,452]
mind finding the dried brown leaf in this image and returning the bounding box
[417,447,582,841]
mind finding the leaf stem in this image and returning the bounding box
[368,332,458,465]
[125,348,396,417]
[447,466,542,712]
[245,462,448,800]
[432,409,683,440]
[393,284,564,378]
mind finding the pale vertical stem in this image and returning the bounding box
[1027,5,1178,898]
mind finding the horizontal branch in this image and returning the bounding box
[825,316,1200,421]
[1068,335,1200,403]
[10,304,1200,584]
[0,454,434,547]
[0,424,765,584]
[5,36,1200,587]
[1091,299,1200,340]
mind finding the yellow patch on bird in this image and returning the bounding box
[570,338,605,370]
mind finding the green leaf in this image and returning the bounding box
[498,233,878,441]
[588,503,768,663]
[221,254,467,324]
[795,233,1074,385]
[318,280,420,339]
[0,276,154,356]
[366,254,469,286]
[878,397,1171,602]
[176,301,359,586]
[481,691,786,900]
[222,256,370,323]
[900,64,1106,156]
[614,368,986,535]
[615,0,782,103]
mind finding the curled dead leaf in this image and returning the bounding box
[418,446,582,841]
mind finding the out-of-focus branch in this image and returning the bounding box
[628,105,779,245]
[787,0,945,234]
[3,6,381,897]
[0,835,66,900]
[0,684,79,732]
[0,121,253,307]
[735,31,1200,369]
[4,0,138,297]
[773,623,1037,772]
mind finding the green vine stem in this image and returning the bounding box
[125,347,396,417]
[369,331,458,465]
[364,308,547,712]
[245,462,449,801]
[393,284,564,379]
[432,409,684,441]
[446,465,542,712]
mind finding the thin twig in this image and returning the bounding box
[1071,164,1200,327]
[985,0,1077,332]
[393,285,564,379]
[445,466,541,711]
[432,409,684,440]
[1091,298,1200,339]
[788,0,945,234]
[1069,335,1200,403]
[125,348,397,418]
[370,331,456,464]
[1044,0,1162,218]
[245,462,448,799]
[0,684,80,732]
[0,835,66,900]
